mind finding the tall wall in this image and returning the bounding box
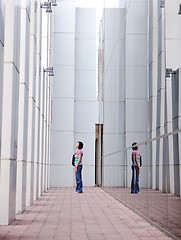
[99,2,148,187]
[149,0,181,195]
[51,0,76,187]
[101,8,125,187]
[148,0,158,190]
[0,0,21,225]
[0,0,5,160]
[0,0,53,225]
[164,0,181,195]
[125,0,148,188]
[16,0,31,214]
[172,69,181,197]
[51,1,97,187]
[74,8,97,186]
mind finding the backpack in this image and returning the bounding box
[140,155,142,167]
[72,154,75,166]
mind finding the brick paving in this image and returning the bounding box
[0,187,171,240]
[102,187,181,240]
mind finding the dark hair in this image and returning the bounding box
[132,142,138,151]
[78,141,83,150]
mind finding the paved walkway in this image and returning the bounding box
[0,188,171,240]
[102,187,181,239]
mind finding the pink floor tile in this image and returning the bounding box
[0,187,173,240]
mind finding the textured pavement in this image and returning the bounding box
[102,187,181,239]
[0,187,171,240]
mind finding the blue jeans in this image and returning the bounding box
[131,165,139,193]
[76,165,83,193]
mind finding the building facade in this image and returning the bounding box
[0,0,53,225]
[0,0,181,228]
[51,0,98,187]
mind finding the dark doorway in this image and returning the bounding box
[95,124,103,186]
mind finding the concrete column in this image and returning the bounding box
[125,1,148,188]
[0,0,20,225]
[26,0,36,206]
[156,4,166,192]
[165,75,174,193]
[0,0,4,165]
[38,69,45,197]
[179,69,181,197]
[149,0,158,190]
[16,0,30,213]
[51,1,76,187]
[172,68,181,196]
[33,0,42,201]
[42,71,48,192]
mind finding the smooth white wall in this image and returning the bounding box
[51,0,76,187]
[101,8,125,187]
[51,3,98,187]
[0,0,5,161]
[16,0,31,214]
[148,0,158,190]
[125,0,148,188]
[152,0,181,195]
[75,8,97,186]
[26,0,37,206]
[0,0,21,225]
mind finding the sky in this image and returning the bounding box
[75,0,125,8]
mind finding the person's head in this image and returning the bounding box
[76,141,84,150]
[132,142,139,151]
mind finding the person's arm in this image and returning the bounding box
[75,154,82,168]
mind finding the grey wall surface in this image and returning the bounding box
[0,0,52,225]
[125,0,148,188]
[51,3,98,187]
[99,3,148,188]
[0,0,4,160]
[51,1,76,187]
[101,8,125,187]
[148,0,181,196]
[75,8,98,186]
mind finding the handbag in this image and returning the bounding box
[72,154,75,166]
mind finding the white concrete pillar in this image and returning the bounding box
[33,0,42,201]
[38,69,45,197]
[43,72,48,192]
[51,1,76,187]
[16,0,30,213]
[165,76,174,193]
[0,1,4,165]
[156,4,166,192]
[0,0,20,225]
[178,69,181,197]
[26,0,37,206]
[149,0,158,190]
[165,0,181,194]
[125,1,148,188]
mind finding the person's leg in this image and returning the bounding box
[135,166,140,193]
[75,169,78,191]
[76,165,83,193]
[79,165,83,193]
[131,166,135,193]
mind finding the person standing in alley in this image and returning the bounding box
[131,142,141,194]
[74,141,83,193]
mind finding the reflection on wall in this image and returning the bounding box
[149,0,181,196]
[100,0,181,238]
[99,1,148,188]
[99,8,126,187]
